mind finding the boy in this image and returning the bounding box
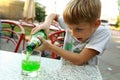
[31,0,111,79]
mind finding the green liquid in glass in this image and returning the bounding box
[22,51,40,72]
[26,51,30,61]
[22,60,40,71]
[22,29,46,72]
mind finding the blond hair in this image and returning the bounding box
[63,0,101,25]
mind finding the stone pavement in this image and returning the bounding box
[99,30,120,80]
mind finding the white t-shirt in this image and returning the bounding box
[58,16,111,65]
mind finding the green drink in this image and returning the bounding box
[21,30,46,78]
[22,51,40,72]
[21,50,41,78]
[22,60,40,72]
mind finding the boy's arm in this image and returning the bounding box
[48,43,99,65]
[31,13,59,35]
[37,34,99,65]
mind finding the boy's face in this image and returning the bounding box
[67,22,99,42]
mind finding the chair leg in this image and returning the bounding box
[14,34,24,52]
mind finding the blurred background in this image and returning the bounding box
[0,0,119,26]
[0,0,120,80]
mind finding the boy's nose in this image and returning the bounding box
[70,31,78,37]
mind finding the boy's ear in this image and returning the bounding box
[94,19,101,28]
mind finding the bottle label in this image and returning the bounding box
[30,36,41,48]
[27,30,47,51]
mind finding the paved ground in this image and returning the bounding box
[0,29,120,80]
[99,30,120,80]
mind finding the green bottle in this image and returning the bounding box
[26,29,47,53]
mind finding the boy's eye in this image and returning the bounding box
[75,28,83,32]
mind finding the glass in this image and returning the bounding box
[21,50,41,79]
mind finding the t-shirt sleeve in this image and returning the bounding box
[85,26,111,55]
[58,15,69,30]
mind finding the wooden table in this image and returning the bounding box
[0,50,102,80]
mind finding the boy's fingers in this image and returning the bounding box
[35,45,45,51]
[44,29,49,37]
[37,36,45,43]
[31,27,37,34]
[31,27,41,35]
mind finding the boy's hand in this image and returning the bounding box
[31,23,49,37]
[35,36,51,51]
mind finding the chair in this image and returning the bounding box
[0,20,25,53]
[19,20,36,42]
[49,30,66,59]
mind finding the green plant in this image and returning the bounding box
[116,0,120,28]
[116,14,120,28]
[35,2,46,22]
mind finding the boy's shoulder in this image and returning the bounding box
[85,25,111,54]
[95,25,111,35]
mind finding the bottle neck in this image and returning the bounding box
[26,42,36,53]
